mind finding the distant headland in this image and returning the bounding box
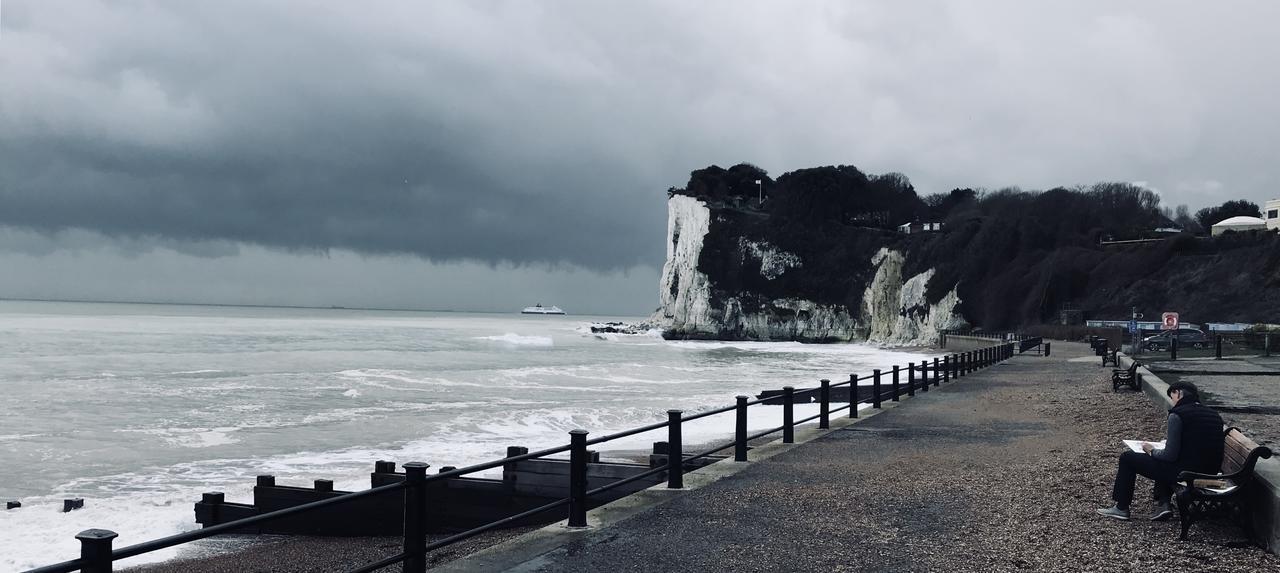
[648,163,1280,343]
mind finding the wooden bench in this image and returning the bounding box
[1174,427,1274,540]
[1111,361,1139,392]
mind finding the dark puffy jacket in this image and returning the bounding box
[1169,399,1224,473]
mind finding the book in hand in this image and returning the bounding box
[1122,439,1166,453]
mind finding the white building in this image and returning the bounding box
[1210,215,1267,236]
[1266,199,1280,230]
[897,221,943,234]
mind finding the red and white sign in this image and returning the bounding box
[1162,312,1179,330]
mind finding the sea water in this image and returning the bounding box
[0,300,938,571]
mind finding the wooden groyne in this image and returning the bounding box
[195,444,723,535]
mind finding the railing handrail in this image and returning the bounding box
[26,339,1019,573]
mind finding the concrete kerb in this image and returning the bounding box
[432,364,1001,573]
[1117,352,1280,554]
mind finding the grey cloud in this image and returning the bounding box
[4,1,1280,273]
[0,228,660,316]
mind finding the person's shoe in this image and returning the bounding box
[1096,505,1130,520]
[1150,501,1174,521]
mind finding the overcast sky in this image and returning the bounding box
[3,1,1278,315]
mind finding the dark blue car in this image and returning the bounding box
[1142,328,1209,351]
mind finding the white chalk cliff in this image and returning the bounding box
[653,196,965,343]
[860,248,966,345]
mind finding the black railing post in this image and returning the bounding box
[782,387,795,443]
[819,379,831,429]
[920,360,929,392]
[568,429,589,527]
[872,371,882,409]
[667,410,684,488]
[1170,337,1177,361]
[943,355,950,383]
[933,357,940,387]
[1215,335,1223,360]
[891,366,900,401]
[402,461,429,573]
[907,362,916,397]
[849,374,859,418]
[77,529,118,573]
[735,395,749,461]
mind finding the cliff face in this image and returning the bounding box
[653,195,964,343]
[650,163,1280,343]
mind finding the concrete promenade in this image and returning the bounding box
[443,342,1279,573]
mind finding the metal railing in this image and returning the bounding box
[27,342,1017,573]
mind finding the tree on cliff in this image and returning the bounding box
[769,166,923,228]
[1195,199,1262,231]
[925,188,978,220]
[1173,204,1202,234]
[678,164,772,205]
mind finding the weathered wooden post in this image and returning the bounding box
[667,410,684,488]
[872,372,882,409]
[735,396,749,461]
[568,430,589,526]
[1170,337,1177,361]
[920,360,929,392]
[1215,335,1223,360]
[402,461,430,573]
[891,366,900,401]
[907,362,916,397]
[819,379,831,429]
[933,358,940,387]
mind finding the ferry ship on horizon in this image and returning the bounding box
[521,303,565,315]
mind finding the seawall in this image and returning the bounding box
[942,334,1008,352]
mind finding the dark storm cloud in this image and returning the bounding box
[4,1,1280,271]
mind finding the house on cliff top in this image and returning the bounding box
[897,221,943,234]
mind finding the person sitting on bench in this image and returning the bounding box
[1096,382,1224,521]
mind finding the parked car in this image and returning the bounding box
[1142,328,1210,351]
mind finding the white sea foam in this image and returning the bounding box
[474,333,554,347]
[118,427,242,448]
[343,388,361,397]
[337,369,486,388]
